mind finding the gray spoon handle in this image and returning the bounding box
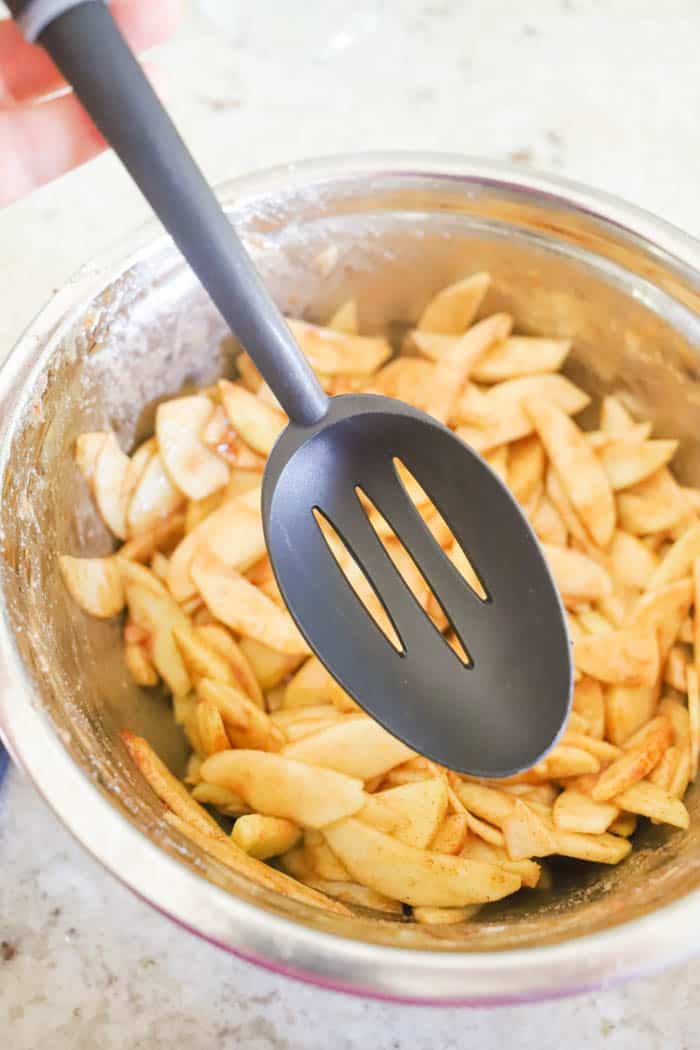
[10,0,329,427]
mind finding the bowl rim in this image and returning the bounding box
[2,152,700,1005]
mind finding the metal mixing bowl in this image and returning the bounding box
[2,154,700,1005]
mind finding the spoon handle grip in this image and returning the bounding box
[11,0,329,427]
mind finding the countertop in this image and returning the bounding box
[2,2,700,1047]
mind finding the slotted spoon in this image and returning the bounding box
[11,0,572,775]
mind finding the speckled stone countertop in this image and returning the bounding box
[2,2,700,1047]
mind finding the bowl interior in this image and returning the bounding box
[4,167,700,955]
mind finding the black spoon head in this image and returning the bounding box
[262,394,572,777]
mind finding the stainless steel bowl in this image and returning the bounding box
[2,154,700,1005]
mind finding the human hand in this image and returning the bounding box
[0,0,181,207]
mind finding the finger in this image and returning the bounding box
[0,63,167,207]
[0,0,182,102]
[0,93,103,207]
